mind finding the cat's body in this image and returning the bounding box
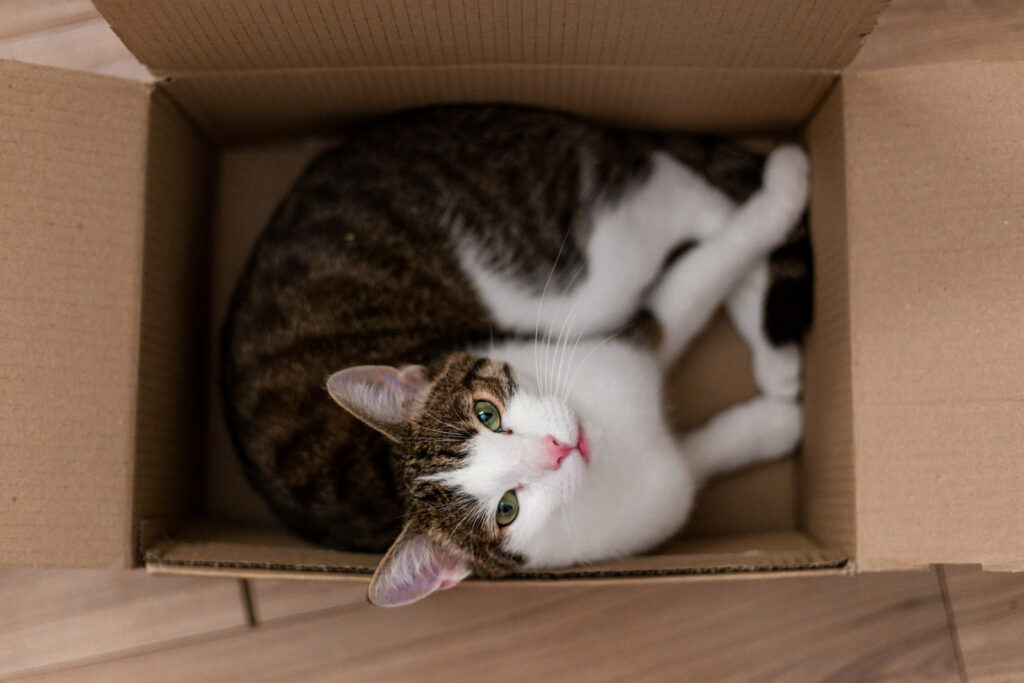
[222,105,810,606]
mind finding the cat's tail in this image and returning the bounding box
[656,134,814,346]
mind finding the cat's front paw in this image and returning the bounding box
[754,344,802,400]
[763,144,810,217]
[751,396,803,460]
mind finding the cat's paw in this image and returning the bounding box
[750,396,803,460]
[753,344,802,400]
[763,144,810,216]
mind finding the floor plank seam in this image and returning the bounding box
[239,579,258,627]
[254,599,369,630]
[0,625,253,682]
[935,565,970,683]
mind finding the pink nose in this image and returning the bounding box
[543,436,577,470]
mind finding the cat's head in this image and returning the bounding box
[326,352,589,606]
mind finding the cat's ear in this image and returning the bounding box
[326,364,431,441]
[368,527,472,607]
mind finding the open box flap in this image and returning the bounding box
[0,60,213,568]
[142,520,848,580]
[93,0,889,76]
[841,61,1024,572]
[0,61,150,567]
[162,64,835,142]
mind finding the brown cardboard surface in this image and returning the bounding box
[205,140,335,528]
[801,83,857,556]
[143,520,846,580]
[94,0,888,74]
[843,62,1024,570]
[164,66,835,142]
[131,90,214,549]
[0,61,149,567]
[667,311,798,536]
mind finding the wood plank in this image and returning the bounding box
[942,565,1024,683]
[0,0,98,41]
[0,570,249,678]
[0,17,149,80]
[249,578,369,622]
[852,0,1024,71]
[28,571,958,682]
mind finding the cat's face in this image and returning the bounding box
[327,352,590,606]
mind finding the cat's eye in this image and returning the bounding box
[474,400,501,432]
[496,490,519,526]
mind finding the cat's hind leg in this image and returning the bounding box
[647,145,809,367]
[458,151,738,342]
[725,259,803,399]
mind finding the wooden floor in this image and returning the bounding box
[2,1,1023,681]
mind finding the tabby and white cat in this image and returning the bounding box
[222,106,810,606]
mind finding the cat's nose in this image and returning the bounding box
[542,436,576,470]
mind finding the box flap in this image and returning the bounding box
[143,520,847,581]
[93,0,888,75]
[842,62,1024,571]
[0,61,150,567]
[163,66,834,142]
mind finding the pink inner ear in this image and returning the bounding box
[371,536,471,607]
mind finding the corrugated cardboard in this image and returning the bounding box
[801,84,857,556]
[93,0,887,74]
[142,520,846,581]
[842,61,1024,571]
[163,66,835,142]
[0,60,149,567]
[131,89,214,544]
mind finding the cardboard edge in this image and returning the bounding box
[145,561,851,584]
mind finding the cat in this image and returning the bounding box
[221,105,811,607]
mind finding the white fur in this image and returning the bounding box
[441,145,809,569]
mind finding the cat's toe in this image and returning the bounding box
[764,144,810,211]
[754,345,802,400]
[755,397,803,459]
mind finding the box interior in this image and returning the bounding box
[131,60,864,580]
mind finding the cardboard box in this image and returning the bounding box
[2,1,1022,583]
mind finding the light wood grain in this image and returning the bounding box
[0,0,97,41]
[0,1,148,80]
[249,578,369,623]
[28,571,957,682]
[852,0,1024,70]
[0,570,248,678]
[942,565,1024,683]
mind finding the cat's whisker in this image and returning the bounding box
[448,502,484,539]
[563,322,634,402]
[534,223,574,395]
[420,404,467,434]
[562,309,592,402]
[414,422,464,437]
[552,264,587,400]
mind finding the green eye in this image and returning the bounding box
[496,490,519,526]
[474,399,501,431]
